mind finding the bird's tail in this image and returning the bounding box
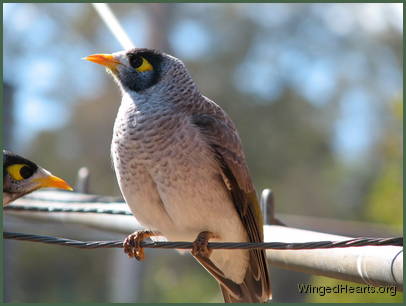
[219,249,271,303]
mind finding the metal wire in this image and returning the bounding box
[4,232,403,250]
[5,203,403,250]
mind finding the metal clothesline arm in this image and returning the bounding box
[4,190,403,290]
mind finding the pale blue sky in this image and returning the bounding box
[3,3,403,163]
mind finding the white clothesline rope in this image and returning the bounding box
[92,3,135,49]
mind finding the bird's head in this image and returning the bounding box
[3,150,73,205]
[84,48,193,95]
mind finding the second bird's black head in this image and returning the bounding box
[3,150,37,183]
[3,150,73,205]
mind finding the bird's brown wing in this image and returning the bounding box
[191,97,271,303]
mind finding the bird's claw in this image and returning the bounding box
[191,231,216,258]
[123,230,156,261]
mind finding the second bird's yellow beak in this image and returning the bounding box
[84,54,120,73]
[34,175,73,191]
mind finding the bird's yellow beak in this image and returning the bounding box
[34,175,73,191]
[83,54,120,73]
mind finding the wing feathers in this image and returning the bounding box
[191,98,271,303]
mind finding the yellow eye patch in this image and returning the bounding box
[135,57,153,72]
[7,164,33,181]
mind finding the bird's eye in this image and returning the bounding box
[7,164,34,181]
[129,55,153,72]
[20,165,34,179]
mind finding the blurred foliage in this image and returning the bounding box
[3,3,402,302]
[6,242,112,302]
[364,98,403,229]
[141,251,222,302]
[308,97,403,303]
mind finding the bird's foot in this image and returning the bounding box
[191,231,217,258]
[123,230,158,261]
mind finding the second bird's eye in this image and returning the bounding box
[20,166,34,179]
[129,55,153,72]
[7,164,34,181]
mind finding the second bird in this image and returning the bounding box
[85,48,271,303]
[3,150,73,205]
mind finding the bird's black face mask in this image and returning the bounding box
[121,49,164,92]
[84,48,167,93]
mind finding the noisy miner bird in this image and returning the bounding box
[3,150,73,205]
[85,49,271,303]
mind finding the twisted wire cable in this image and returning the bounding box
[4,232,403,250]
